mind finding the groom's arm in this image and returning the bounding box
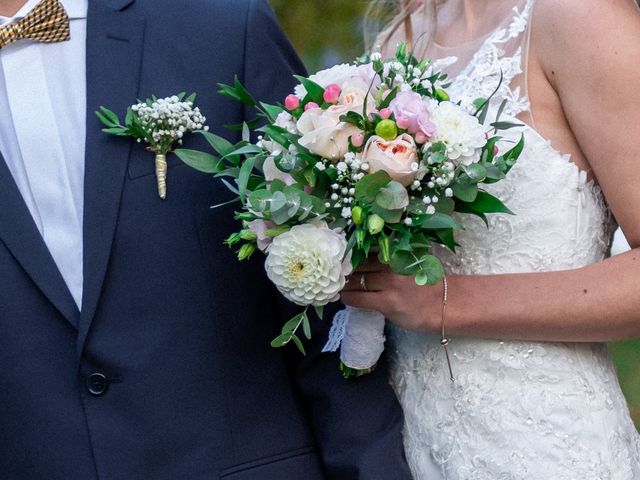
[242,2,412,479]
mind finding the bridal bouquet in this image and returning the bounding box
[176,44,523,377]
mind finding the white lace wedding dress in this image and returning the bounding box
[388,1,640,478]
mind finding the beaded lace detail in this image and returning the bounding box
[389,1,640,478]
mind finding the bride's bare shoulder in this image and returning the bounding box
[532,0,640,47]
[531,0,640,78]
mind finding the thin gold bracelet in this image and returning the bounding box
[441,275,455,383]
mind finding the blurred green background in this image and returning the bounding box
[269,1,640,430]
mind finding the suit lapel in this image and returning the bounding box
[78,0,144,356]
[0,151,80,328]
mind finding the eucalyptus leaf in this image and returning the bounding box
[303,311,313,339]
[418,212,462,230]
[283,313,305,334]
[270,333,292,348]
[390,250,444,285]
[434,196,455,215]
[483,163,506,183]
[291,335,306,355]
[248,189,271,212]
[463,164,487,183]
[355,171,392,203]
[270,190,287,212]
[376,181,410,210]
[371,203,404,223]
[453,182,479,202]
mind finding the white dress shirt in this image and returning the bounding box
[0,0,88,309]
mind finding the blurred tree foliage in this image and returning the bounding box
[269,0,369,71]
[269,0,640,430]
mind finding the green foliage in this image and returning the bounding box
[271,309,311,355]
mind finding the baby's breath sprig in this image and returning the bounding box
[97,93,208,199]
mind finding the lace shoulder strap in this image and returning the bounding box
[446,0,536,118]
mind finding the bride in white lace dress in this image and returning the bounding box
[341,0,640,477]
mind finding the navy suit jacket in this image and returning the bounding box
[0,1,413,479]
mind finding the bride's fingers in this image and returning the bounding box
[340,291,388,313]
[343,272,390,292]
[353,258,392,273]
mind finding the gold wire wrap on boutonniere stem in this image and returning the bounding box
[441,275,455,382]
[155,153,168,200]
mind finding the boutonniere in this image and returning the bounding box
[96,93,208,199]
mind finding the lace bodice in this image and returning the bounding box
[389,1,640,478]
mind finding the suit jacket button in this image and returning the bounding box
[87,373,109,396]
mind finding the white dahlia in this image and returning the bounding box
[265,222,353,306]
[429,101,487,165]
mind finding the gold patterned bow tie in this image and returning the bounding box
[0,0,70,50]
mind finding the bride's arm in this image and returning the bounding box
[341,0,640,342]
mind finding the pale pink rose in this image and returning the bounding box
[297,87,374,161]
[363,134,419,186]
[295,63,379,99]
[389,91,436,137]
[248,219,276,251]
[263,156,295,185]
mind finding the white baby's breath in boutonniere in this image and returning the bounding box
[97,93,208,199]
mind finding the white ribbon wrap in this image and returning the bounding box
[322,306,386,370]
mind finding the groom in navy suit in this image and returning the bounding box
[0,0,412,479]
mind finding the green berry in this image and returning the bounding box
[375,119,398,141]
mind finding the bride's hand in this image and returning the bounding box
[341,259,444,333]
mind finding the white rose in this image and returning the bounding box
[429,101,487,165]
[265,222,353,306]
[297,87,374,161]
